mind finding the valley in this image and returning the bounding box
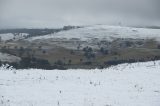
[0,25,160,69]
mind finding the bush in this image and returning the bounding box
[55,60,65,66]
[68,59,72,65]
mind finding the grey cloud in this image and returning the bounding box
[0,0,159,28]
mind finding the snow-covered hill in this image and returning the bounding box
[0,33,29,41]
[0,61,160,106]
[29,25,160,41]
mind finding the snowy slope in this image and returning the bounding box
[0,33,29,41]
[0,52,21,62]
[0,61,160,106]
[29,25,160,41]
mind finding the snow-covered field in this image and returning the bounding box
[0,61,160,106]
[29,25,160,41]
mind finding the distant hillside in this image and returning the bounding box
[0,25,81,37]
[28,25,160,41]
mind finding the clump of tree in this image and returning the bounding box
[80,59,83,63]
[83,46,95,60]
[19,46,25,56]
[125,41,133,47]
[42,50,46,54]
[54,60,65,66]
[19,57,51,69]
[100,47,109,55]
[70,50,75,55]
[157,44,160,49]
[83,61,92,65]
[77,44,81,50]
[63,25,80,30]
[38,46,42,50]
[54,60,66,70]
[68,59,72,65]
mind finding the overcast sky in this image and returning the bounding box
[0,0,160,28]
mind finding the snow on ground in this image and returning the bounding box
[29,25,160,41]
[0,61,160,106]
[0,33,29,41]
[0,52,21,62]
